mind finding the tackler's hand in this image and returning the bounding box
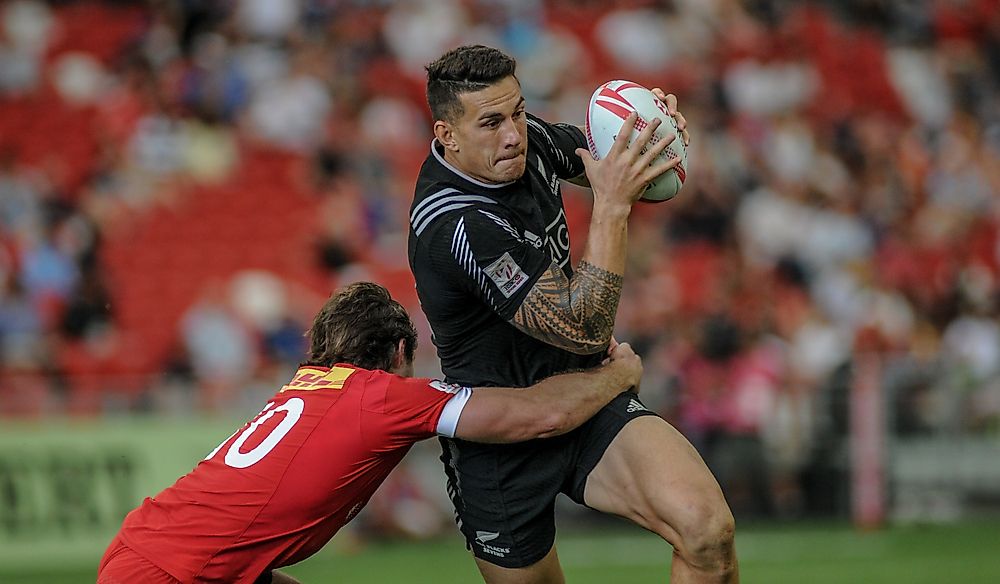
[607,341,642,393]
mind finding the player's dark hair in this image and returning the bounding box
[305,282,417,371]
[426,45,517,123]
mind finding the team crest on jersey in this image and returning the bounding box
[429,380,464,394]
[484,252,530,298]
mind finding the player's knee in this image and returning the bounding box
[651,495,736,573]
[682,503,736,573]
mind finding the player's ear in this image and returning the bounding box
[434,120,459,151]
[391,338,406,369]
[390,338,413,376]
[392,339,406,371]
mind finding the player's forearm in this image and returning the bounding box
[509,187,630,355]
[522,359,636,438]
[456,361,635,443]
[511,208,626,354]
[582,200,631,275]
[511,259,623,354]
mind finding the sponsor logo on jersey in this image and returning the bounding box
[484,252,530,298]
[429,380,464,394]
[475,531,510,558]
[626,398,649,414]
[280,366,355,392]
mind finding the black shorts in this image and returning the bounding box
[439,390,659,568]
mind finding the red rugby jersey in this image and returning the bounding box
[117,364,471,583]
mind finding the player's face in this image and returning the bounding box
[445,76,527,184]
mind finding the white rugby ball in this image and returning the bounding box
[585,80,688,203]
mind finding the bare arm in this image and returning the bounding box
[511,259,623,355]
[511,113,678,354]
[454,342,643,443]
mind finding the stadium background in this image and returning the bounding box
[0,0,999,581]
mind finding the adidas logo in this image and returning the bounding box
[626,399,648,414]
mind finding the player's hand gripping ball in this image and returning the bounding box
[585,80,688,203]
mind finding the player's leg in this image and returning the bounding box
[474,545,564,584]
[583,414,738,583]
[439,437,570,584]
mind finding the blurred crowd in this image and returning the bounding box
[1,0,999,520]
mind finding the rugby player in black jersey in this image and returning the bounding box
[407,45,738,583]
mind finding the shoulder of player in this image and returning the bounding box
[409,184,506,239]
[362,367,437,386]
[353,368,409,397]
[524,112,551,142]
[368,370,458,403]
[415,202,525,251]
[524,111,549,131]
[525,112,581,138]
[525,113,584,167]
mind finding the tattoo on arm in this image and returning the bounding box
[512,260,623,354]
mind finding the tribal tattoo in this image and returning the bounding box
[511,260,624,354]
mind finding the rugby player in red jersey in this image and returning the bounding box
[97,282,642,584]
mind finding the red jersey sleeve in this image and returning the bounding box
[360,372,472,449]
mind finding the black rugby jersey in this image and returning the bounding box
[408,113,603,388]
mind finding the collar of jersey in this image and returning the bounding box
[430,139,516,189]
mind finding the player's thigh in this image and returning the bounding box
[439,437,566,570]
[583,415,729,545]
[474,545,565,584]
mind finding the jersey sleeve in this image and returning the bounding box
[427,206,552,321]
[526,112,587,179]
[361,373,473,448]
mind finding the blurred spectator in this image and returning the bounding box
[235,0,301,41]
[383,0,468,77]
[20,228,80,316]
[246,46,331,151]
[180,31,250,124]
[181,283,258,409]
[51,52,108,106]
[60,268,112,339]
[0,274,45,371]
[595,5,675,75]
[0,0,52,95]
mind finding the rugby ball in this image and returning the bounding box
[585,80,688,203]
